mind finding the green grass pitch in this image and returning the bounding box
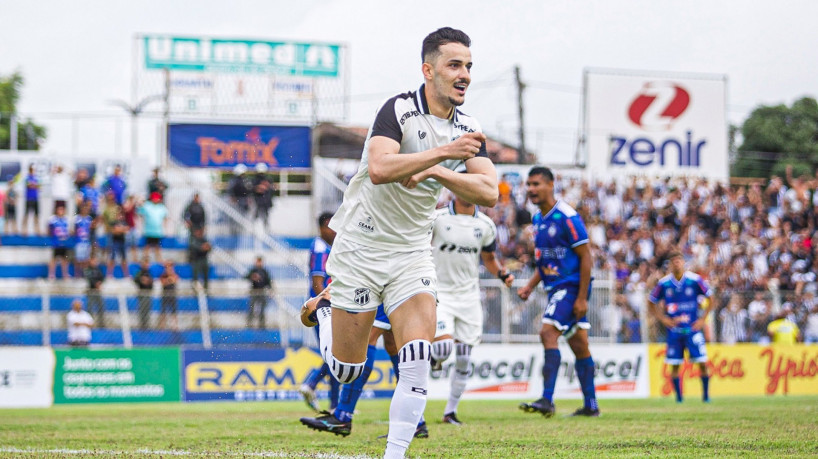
[2,397,817,458]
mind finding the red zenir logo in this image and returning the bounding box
[627,82,690,131]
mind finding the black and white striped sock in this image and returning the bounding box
[432,338,454,362]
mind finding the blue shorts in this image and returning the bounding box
[373,304,390,331]
[542,283,591,338]
[665,328,708,365]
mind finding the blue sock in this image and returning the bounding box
[390,353,400,381]
[304,366,325,389]
[575,356,598,411]
[701,375,710,402]
[333,345,376,422]
[329,377,341,411]
[672,377,682,402]
[541,349,561,402]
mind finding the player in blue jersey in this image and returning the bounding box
[299,212,341,412]
[648,251,714,403]
[517,166,599,417]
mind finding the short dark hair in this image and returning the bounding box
[667,250,684,261]
[422,27,471,63]
[318,212,333,228]
[528,166,554,182]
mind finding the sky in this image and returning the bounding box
[1,0,817,164]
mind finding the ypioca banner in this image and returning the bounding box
[647,343,818,397]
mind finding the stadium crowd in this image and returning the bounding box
[482,170,818,345]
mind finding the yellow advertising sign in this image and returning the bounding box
[648,343,818,397]
[184,347,397,393]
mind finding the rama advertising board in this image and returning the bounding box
[648,343,818,397]
[53,348,181,404]
[168,123,311,169]
[182,348,396,402]
[427,343,649,401]
[0,347,55,408]
[582,69,728,181]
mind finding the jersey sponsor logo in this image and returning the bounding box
[418,130,427,140]
[453,122,475,133]
[473,228,482,239]
[538,247,568,260]
[438,243,478,254]
[357,217,374,234]
[421,278,431,287]
[354,288,371,306]
[399,110,421,125]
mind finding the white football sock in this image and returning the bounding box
[431,337,454,362]
[445,343,472,415]
[384,339,431,459]
[316,303,365,384]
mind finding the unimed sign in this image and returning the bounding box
[143,35,340,77]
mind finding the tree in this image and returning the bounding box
[731,96,818,179]
[0,71,47,150]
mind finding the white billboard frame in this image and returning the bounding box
[580,68,728,182]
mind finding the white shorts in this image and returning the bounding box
[434,288,483,346]
[326,235,437,315]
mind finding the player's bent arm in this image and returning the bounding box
[368,133,482,185]
[573,243,592,316]
[432,157,499,207]
[480,251,514,287]
[311,276,325,298]
[648,299,673,328]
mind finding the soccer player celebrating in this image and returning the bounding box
[299,213,340,412]
[517,166,599,417]
[430,195,514,425]
[300,27,498,458]
[647,251,714,403]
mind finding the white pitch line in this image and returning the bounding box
[0,447,374,459]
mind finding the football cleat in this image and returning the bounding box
[300,411,352,437]
[298,384,320,412]
[414,422,429,439]
[519,398,556,417]
[300,296,330,327]
[569,406,600,417]
[442,412,462,425]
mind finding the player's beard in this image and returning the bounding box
[448,95,465,107]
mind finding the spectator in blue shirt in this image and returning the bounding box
[48,205,71,279]
[22,165,40,236]
[102,165,127,206]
